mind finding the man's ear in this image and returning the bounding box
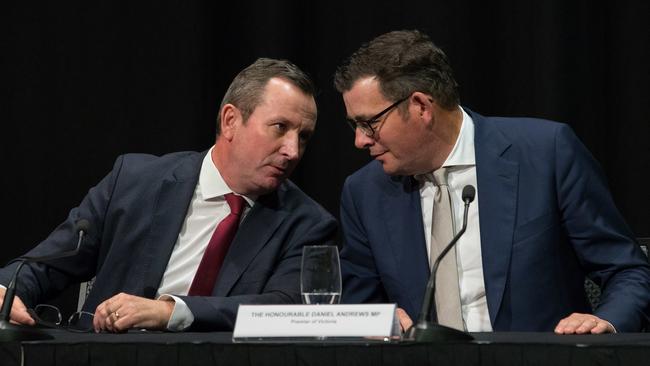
[410,92,435,123]
[219,104,241,140]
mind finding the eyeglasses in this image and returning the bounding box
[346,96,409,137]
[27,304,95,333]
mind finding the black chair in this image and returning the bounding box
[77,278,95,311]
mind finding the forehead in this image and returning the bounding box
[255,78,317,124]
[342,77,389,119]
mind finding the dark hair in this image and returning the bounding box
[334,30,459,110]
[216,58,316,135]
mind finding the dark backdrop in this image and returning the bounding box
[2,0,649,267]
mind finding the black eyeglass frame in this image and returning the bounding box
[27,304,95,333]
[346,96,409,137]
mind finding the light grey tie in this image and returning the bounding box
[431,167,464,330]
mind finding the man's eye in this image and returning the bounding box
[299,132,312,143]
[273,123,287,132]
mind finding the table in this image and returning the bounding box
[3,330,650,366]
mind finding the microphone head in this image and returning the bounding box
[462,185,476,203]
[75,219,91,233]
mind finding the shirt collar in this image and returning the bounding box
[415,107,476,182]
[442,107,476,168]
[199,146,256,206]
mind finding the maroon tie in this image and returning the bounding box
[188,193,246,296]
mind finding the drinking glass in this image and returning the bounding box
[300,245,342,304]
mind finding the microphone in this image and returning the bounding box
[406,185,476,342]
[0,219,91,341]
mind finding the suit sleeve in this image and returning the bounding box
[0,156,124,307]
[554,124,650,331]
[179,206,337,331]
[339,176,389,305]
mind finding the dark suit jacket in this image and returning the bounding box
[340,110,650,332]
[0,151,337,330]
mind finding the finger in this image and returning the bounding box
[104,299,124,332]
[112,310,129,332]
[100,295,127,332]
[554,318,572,334]
[113,312,134,333]
[556,315,600,334]
[116,304,144,331]
[101,311,114,332]
[9,297,36,326]
[93,311,109,333]
[574,318,598,334]
[99,299,114,318]
[94,300,117,332]
[95,311,110,333]
[107,310,124,332]
[396,308,413,332]
[93,303,108,332]
[590,320,613,334]
[10,307,36,326]
[555,316,582,334]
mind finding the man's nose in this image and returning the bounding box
[281,134,301,161]
[354,128,374,149]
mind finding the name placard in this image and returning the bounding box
[233,304,398,341]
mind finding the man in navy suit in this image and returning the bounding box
[0,58,336,332]
[334,30,650,333]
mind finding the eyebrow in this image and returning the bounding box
[346,98,406,123]
[346,114,374,123]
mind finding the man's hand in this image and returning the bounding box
[554,312,615,334]
[93,292,174,333]
[396,307,414,333]
[0,287,36,326]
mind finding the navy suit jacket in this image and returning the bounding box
[0,151,337,331]
[340,110,650,332]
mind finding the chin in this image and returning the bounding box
[380,164,400,176]
[252,177,283,195]
[376,156,400,175]
[380,162,411,177]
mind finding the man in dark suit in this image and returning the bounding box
[0,58,336,332]
[334,30,650,333]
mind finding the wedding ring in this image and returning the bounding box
[113,311,120,319]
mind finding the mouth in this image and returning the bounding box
[370,151,386,159]
[269,164,288,176]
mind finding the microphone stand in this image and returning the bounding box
[0,220,89,342]
[0,261,54,341]
[405,186,475,342]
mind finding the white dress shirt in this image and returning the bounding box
[157,147,253,330]
[416,108,492,332]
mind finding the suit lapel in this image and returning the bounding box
[213,190,287,296]
[140,153,203,298]
[380,175,430,315]
[472,112,519,327]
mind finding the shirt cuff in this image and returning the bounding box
[157,294,194,331]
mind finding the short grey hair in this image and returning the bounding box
[216,58,316,134]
